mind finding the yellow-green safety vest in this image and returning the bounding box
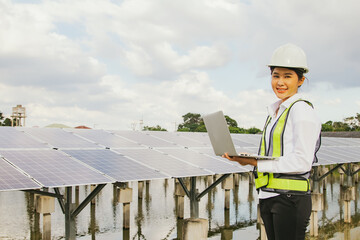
[254,99,319,194]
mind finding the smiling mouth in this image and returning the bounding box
[277,88,287,93]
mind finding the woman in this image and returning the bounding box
[223,43,321,240]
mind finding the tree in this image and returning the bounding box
[177,113,203,132]
[0,112,11,126]
[143,125,167,131]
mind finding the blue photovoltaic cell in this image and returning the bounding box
[63,149,168,182]
[0,158,41,191]
[0,127,48,149]
[0,150,111,188]
[158,148,249,174]
[21,128,99,149]
[68,129,141,148]
[113,130,177,148]
[114,148,211,177]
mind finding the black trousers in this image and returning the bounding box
[259,194,311,240]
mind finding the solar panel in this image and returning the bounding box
[0,127,48,149]
[175,132,212,146]
[112,130,177,148]
[0,150,112,188]
[20,128,99,149]
[192,147,254,171]
[231,134,261,147]
[63,149,168,182]
[147,131,208,147]
[66,129,142,148]
[158,148,249,174]
[0,158,41,191]
[114,148,211,177]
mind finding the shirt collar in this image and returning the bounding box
[267,93,304,117]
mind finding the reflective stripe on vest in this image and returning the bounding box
[254,99,313,193]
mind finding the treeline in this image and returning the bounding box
[321,113,360,132]
[143,112,261,134]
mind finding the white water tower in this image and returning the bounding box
[11,105,26,127]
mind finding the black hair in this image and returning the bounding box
[270,66,305,80]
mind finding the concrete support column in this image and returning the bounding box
[182,218,208,240]
[36,195,55,240]
[175,180,186,219]
[75,186,80,206]
[233,173,239,187]
[138,181,144,199]
[118,187,133,229]
[221,174,233,210]
[207,175,212,186]
[310,193,323,237]
[342,186,355,223]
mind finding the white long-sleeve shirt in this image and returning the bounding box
[257,93,321,199]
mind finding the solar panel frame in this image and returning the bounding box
[20,128,100,149]
[112,130,177,148]
[62,149,169,182]
[0,149,112,188]
[113,148,212,177]
[0,127,49,149]
[0,158,41,191]
[157,148,249,174]
[66,129,143,149]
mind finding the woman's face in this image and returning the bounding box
[271,67,304,102]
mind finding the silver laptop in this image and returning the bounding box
[203,111,277,160]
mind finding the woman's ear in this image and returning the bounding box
[298,76,305,87]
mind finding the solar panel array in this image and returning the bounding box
[0,127,359,192]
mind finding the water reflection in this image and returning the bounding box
[0,173,359,240]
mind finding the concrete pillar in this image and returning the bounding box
[222,174,233,210]
[182,218,208,240]
[233,173,239,186]
[221,209,233,240]
[175,181,186,219]
[342,186,355,223]
[207,175,212,186]
[118,187,133,229]
[310,193,322,237]
[138,181,144,199]
[75,186,80,206]
[35,196,55,240]
[257,204,267,240]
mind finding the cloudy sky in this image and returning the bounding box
[1,0,359,131]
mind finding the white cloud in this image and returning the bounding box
[1,0,359,131]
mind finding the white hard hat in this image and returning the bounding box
[268,43,309,73]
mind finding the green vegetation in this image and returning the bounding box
[177,112,261,134]
[0,112,11,126]
[321,113,360,132]
[143,125,167,131]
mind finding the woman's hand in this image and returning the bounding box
[222,152,257,167]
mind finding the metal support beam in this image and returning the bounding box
[54,188,65,214]
[178,178,191,198]
[65,187,76,240]
[189,177,198,218]
[314,164,344,181]
[24,189,63,199]
[71,184,106,218]
[197,174,230,201]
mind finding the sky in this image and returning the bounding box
[1,0,359,131]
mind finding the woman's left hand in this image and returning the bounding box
[222,152,258,167]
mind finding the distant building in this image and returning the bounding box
[75,125,91,129]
